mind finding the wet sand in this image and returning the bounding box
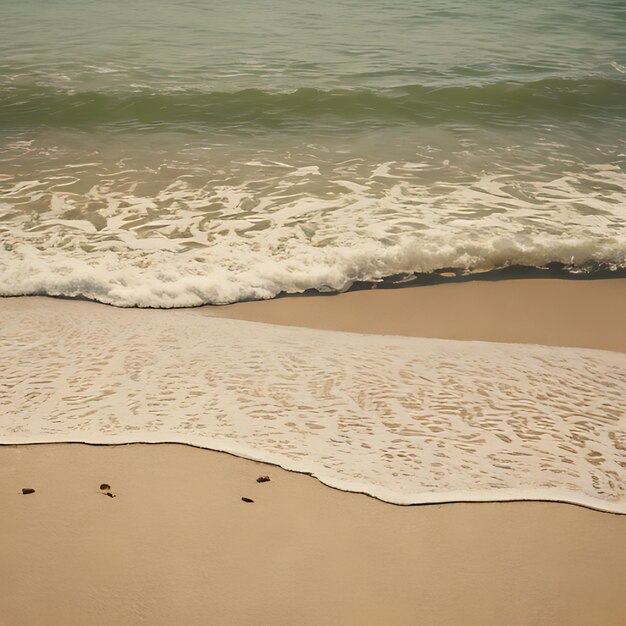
[198,278,626,351]
[1,279,625,625]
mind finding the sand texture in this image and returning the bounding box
[2,443,626,626]
[200,278,626,352]
[1,279,625,625]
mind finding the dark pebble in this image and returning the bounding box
[100,483,111,491]
[256,476,271,483]
[21,488,35,495]
[105,492,116,498]
[241,497,254,503]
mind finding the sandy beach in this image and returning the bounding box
[1,279,625,625]
[2,443,625,626]
[199,277,626,352]
[3,2,625,622]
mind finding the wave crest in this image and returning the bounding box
[1,78,625,128]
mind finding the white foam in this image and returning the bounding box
[1,146,625,307]
[0,173,626,307]
[1,298,624,513]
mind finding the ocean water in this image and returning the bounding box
[2,299,625,512]
[0,0,624,306]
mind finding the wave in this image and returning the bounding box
[1,78,625,129]
[2,299,625,513]
[2,153,625,307]
[2,234,624,307]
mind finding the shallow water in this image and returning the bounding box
[1,0,625,305]
[1,299,624,512]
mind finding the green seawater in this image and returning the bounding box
[0,0,625,306]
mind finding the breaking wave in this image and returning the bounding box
[1,144,624,307]
[1,234,625,308]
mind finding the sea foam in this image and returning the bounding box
[1,298,624,513]
[1,151,625,307]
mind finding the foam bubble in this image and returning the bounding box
[1,298,624,512]
[1,149,624,307]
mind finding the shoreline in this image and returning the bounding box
[4,440,624,517]
[3,276,626,351]
[2,280,625,624]
[2,289,624,513]
[197,277,626,352]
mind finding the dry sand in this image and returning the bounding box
[1,279,625,625]
[2,444,625,626]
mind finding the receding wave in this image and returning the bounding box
[1,78,625,128]
[2,299,625,513]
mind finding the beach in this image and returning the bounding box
[2,443,625,626]
[2,1,625,622]
[199,277,626,351]
[1,279,625,625]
